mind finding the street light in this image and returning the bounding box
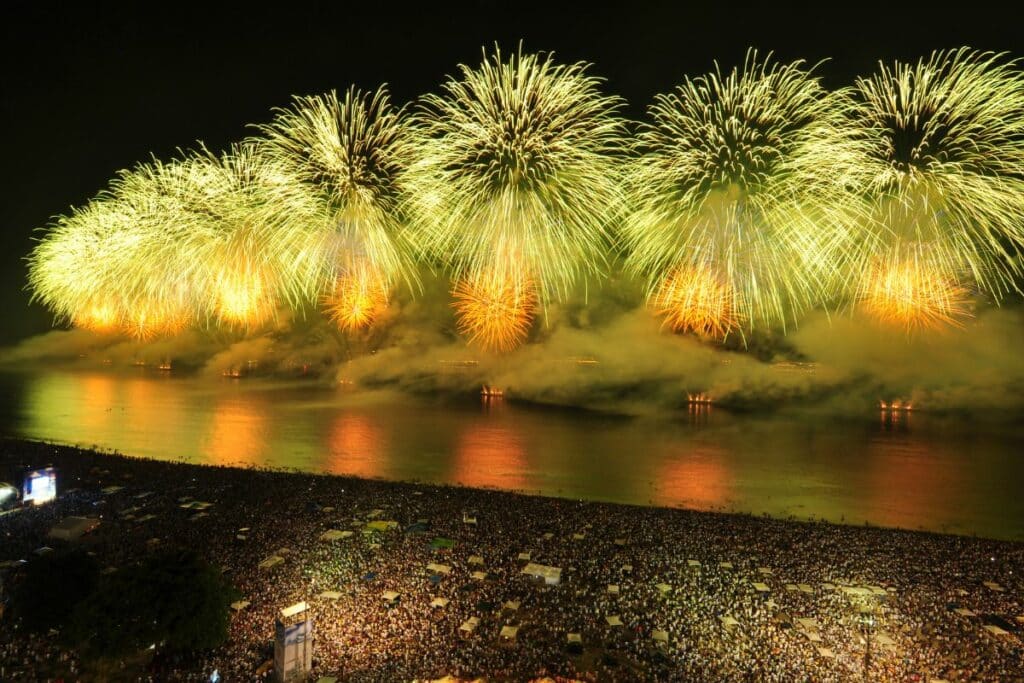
[858,607,876,682]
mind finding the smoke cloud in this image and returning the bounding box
[3,275,1023,418]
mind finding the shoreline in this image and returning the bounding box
[3,435,1011,544]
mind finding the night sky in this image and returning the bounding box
[2,1,1020,345]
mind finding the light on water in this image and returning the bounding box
[1,369,1022,541]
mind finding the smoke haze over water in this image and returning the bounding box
[3,275,1023,418]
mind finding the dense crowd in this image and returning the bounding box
[1,438,1022,682]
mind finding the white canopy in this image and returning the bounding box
[430,597,450,608]
[517,551,532,561]
[503,600,520,611]
[280,601,307,618]
[468,555,484,565]
[718,562,733,569]
[320,529,354,541]
[816,647,835,659]
[382,590,401,602]
[656,583,672,594]
[426,562,452,575]
[652,629,669,643]
[318,591,342,600]
[719,616,739,628]
[752,582,770,593]
[522,563,562,585]
[231,600,250,611]
[500,625,519,639]
[567,632,582,643]
[606,615,623,627]
[258,555,284,570]
[471,571,488,581]
[687,559,700,568]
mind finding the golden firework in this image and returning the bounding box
[651,265,741,338]
[452,271,537,352]
[860,257,972,331]
[324,266,390,331]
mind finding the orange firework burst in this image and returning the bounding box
[121,302,190,340]
[214,268,274,329]
[325,271,390,331]
[650,265,740,339]
[860,260,972,331]
[73,301,119,334]
[452,273,537,351]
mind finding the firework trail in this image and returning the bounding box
[257,86,417,331]
[849,48,1024,331]
[405,46,627,350]
[622,50,865,339]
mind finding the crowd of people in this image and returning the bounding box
[1,438,1022,681]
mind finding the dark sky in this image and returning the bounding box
[2,1,1020,344]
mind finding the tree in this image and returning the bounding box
[9,550,99,634]
[67,548,236,659]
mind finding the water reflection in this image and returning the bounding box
[202,396,269,467]
[656,444,733,509]
[453,423,528,490]
[3,370,1023,540]
[327,413,386,479]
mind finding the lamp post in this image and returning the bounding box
[858,608,875,682]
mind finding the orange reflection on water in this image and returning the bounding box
[453,423,528,490]
[656,445,733,510]
[202,398,267,467]
[80,374,117,430]
[864,433,962,532]
[326,413,386,479]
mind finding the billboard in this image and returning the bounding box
[23,467,57,505]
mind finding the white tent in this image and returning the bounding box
[607,584,619,595]
[656,583,672,594]
[522,563,562,585]
[430,597,450,608]
[719,616,739,628]
[796,617,820,630]
[459,617,480,633]
[320,529,354,541]
[652,629,669,643]
[983,581,1005,592]
[471,571,488,581]
[718,562,733,569]
[280,601,307,618]
[259,555,284,570]
[382,590,401,603]
[231,600,251,611]
[816,647,836,659]
[605,615,623,627]
[500,625,519,640]
[468,555,484,565]
[687,559,700,568]
[517,552,532,561]
[752,582,770,593]
[567,632,582,644]
[757,567,773,575]
[48,516,100,541]
[426,562,452,575]
[983,624,1010,636]
[503,600,520,612]
[318,591,343,600]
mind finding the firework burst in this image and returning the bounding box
[406,46,627,349]
[256,86,417,324]
[452,269,538,352]
[623,50,865,338]
[849,49,1024,330]
[324,263,391,332]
